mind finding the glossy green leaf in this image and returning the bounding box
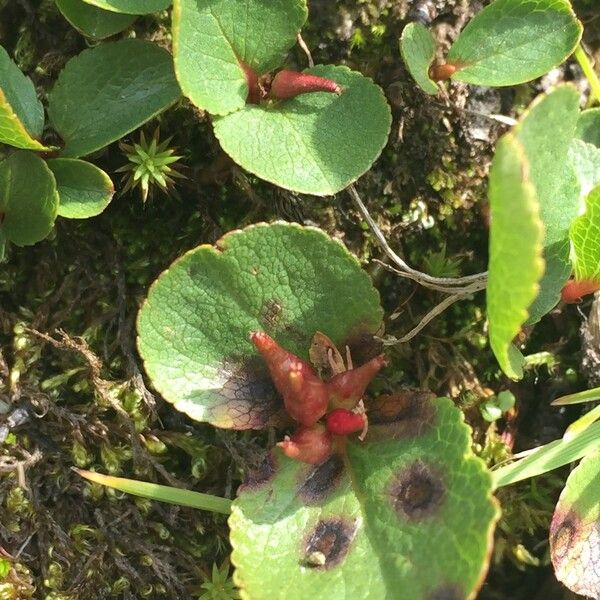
[569,139,600,203]
[213,65,391,195]
[48,39,181,158]
[81,0,170,14]
[486,134,544,380]
[173,0,307,115]
[512,86,581,324]
[0,151,58,246]
[550,450,600,599]
[399,22,438,95]
[447,0,582,87]
[575,107,600,147]
[493,420,600,487]
[56,0,136,39]
[76,469,232,514]
[137,223,383,429]
[552,386,600,406]
[0,46,51,151]
[570,186,600,282]
[46,158,114,219]
[231,395,498,600]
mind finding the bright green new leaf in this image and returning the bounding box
[569,139,600,203]
[81,0,170,13]
[550,450,600,599]
[231,395,498,600]
[486,134,544,380]
[213,65,391,195]
[0,152,58,246]
[570,186,600,282]
[48,39,181,157]
[46,158,114,219]
[575,107,600,147]
[492,420,600,487]
[399,22,438,95]
[137,223,383,429]
[0,46,52,151]
[56,0,136,39]
[76,469,232,514]
[173,0,307,115]
[512,86,581,324]
[447,0,582,87]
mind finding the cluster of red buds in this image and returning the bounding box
[250,332,386,464]
[242,64,343,105]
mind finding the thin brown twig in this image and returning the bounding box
[297,33,314,68]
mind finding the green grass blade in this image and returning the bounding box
[75,468,232,515]
[552,386,600,405]
[492,420,600,488]
[563,404,600,440]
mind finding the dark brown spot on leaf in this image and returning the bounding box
[210,356,287,429]
[427,583,465,600]
[389,461,445,521]
[261,298,284,329]
[238,452,277,494]
[367,391,435,440]
[550,510,580,564]
[298,453,345,505]
[302,518,358,569]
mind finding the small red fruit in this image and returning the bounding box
[277,424,333,464]
[250,332,329,426]
[270,69,342,100]
[561,278,600,304]
[325,408,366,436]
[327,355,386,409]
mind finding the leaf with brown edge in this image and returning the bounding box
[137,222,383,430]
[550,450,600,599]
[230,395,498,599]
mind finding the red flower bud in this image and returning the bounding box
[561,278,600,304]
[325,408,366,436]
[327,355,386,409]
[277,424,333,464]
[428,62,458,81]
[250,332,328,426]
[270,69,342,100]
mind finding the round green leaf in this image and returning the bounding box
[213,65,392,195]
[48,39,181,158]
[46,158,114,219]
[173,0,307,115]
[0,46,52,151]
[569,139,600,203]
[447,0,583,87]
[81,0,170,14]
[576,107,600,148]
[570,186,600,282]
[550,450,600,599]
[231,395,499,599]
[0,152,59,246]
[487,134,544,380]
[399,22,438,95]
[56,0,136,39]
[511,86,581,324]
[137,223,383,429]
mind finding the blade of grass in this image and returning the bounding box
[563,403,600,441]
[551,386,600,405]
[75,468,232,515]
[492,420,600,488]
[574,43,600,106]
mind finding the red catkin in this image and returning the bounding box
[270,69,342,100]
[250,332,329,426]
[277,424,333,464]
[428,62,458,81]
[327,355,386,409]
[325,408,366,436]
[561,278,600,304]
